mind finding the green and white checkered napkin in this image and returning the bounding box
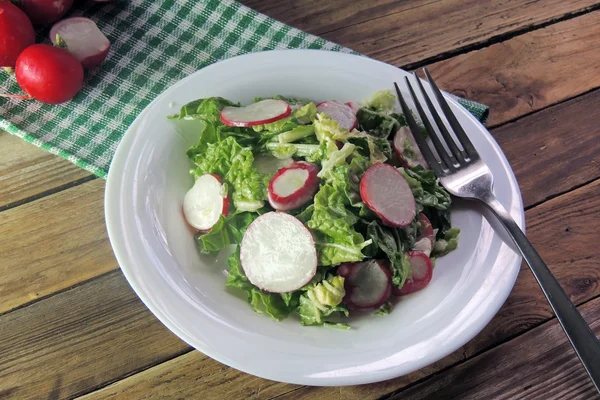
[0,0,489,178]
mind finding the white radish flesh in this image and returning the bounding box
[220,99,291,127]
[393,251,433,296]
[393,126,429,169]
[50,17,111,69]
[183,174,229,231]
[240,212,317,293]
[268,162,320,211]
[360,163,416,227]
[317,100,358,130]
[342,259,391,310]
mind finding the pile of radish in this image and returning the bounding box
[0,0,112,104]
[178,89,458,326]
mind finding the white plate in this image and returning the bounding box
[105,50,524,386]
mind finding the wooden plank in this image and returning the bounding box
[0,179,114,314]
[493,87,600,207]
[0,132,93,209]
[422,11,600,126]
[0,271,191,400]
[241,0,600,69]
[71,177,600,400]
[77,351,296,400]
[390,298,600,400]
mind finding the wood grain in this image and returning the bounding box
[493,87,600,207]
[0,271,191,400]
[391,298,600,400]
[0,179,114,314]
[0,132,93,210]
[422,11,600,126]
[242,0,600,68]
[68,178,600,400]
[77,351,296,400]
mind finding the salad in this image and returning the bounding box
[169,90,460,328]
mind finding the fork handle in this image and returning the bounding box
[482,194,600,392]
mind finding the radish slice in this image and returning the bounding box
[50,17,111,69]
[337,262,361,279]
[183,174,230,231]
[393,126,429,169]
[360,163,416,227]
[240,212,317,293]
[413,213,434,256]
[268,162,320,211]
[341,259,392,310]
[317,100,358,130]
[345,101,360,114]
[221,99,291,127]
[393,251,433,296]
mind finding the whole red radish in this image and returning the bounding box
[17,0,74,25]
[15,44,84,104]
[0,1,35,68]
[393,250,433,296]
[50,17,111,69]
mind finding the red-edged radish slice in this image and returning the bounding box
[393,251,433,296]
[240,212,317,293]
[360,163,416,227]
[342,259,392,310]
[337,262,361,279]
[183,174,230,231]
[317,100,358,130]
[268,162,320,211]
[220,99,291,127]
[393,126,429,169]
[50,17,111,69]
[413,213,434,256]
[345,101,360,114]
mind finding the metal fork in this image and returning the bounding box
[394,69,600,392]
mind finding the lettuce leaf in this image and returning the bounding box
[226,248,292,321]
[356,107,401,138]
[314,113,388,164]
[365,89,397,113]
[194,213,256,255]
[307,183,372,266]
[189,136,268,212]
[401,165,451,213]
[366,221,412,289]
[168,97,238,123]
[295,275,349,327]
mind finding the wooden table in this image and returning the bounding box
[2,1,600,399]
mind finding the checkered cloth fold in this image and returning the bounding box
[0,0,488,178]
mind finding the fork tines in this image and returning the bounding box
[393,69,479,176]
